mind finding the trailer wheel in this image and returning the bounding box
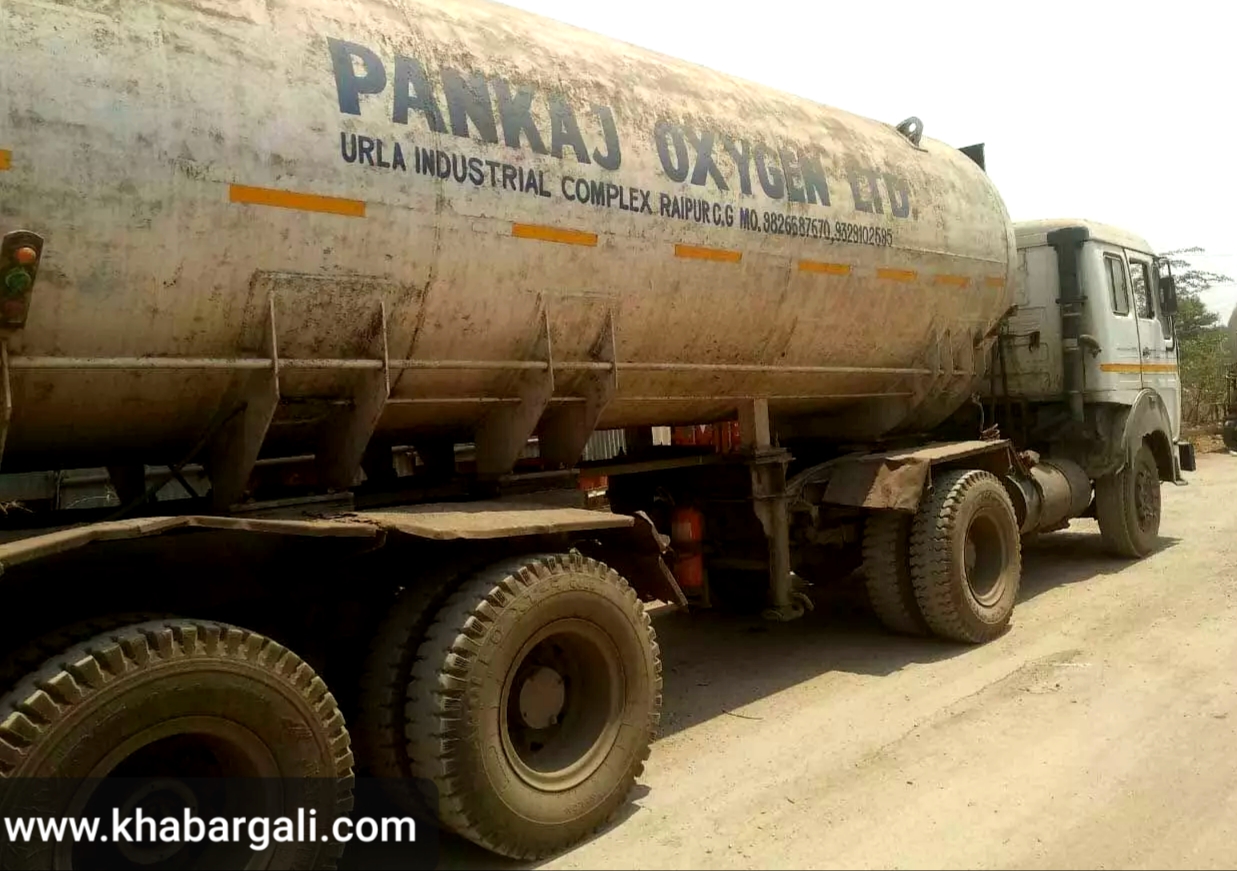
[0,611,172,694]
[1096,442,1162,558]
[355,577,455,793]
[406,553,661,860]
[909,469,1022,643]
[861,513,928,635]
[0,619,353,870]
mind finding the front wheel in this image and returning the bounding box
[1095,442,1162,558]
[405,553,661,860]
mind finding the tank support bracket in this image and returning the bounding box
[474,302,555,477]
[316,301,391,490]
[539,306,618,469]
[208,297,281,510]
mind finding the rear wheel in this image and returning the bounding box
[0,619,353,870]
[355,576,456,794]
[862,513,928,636]
[1096,442,1162,558]
[405,553,661,860]
[909,469,1022,643]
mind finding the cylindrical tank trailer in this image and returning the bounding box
[0,0,1014,474]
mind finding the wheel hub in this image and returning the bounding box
[519,666,566,730]
[500,619,624,792]
[963,512,1007,607]
[1135,463,1161,532]
[116,779,199,865]
[63,721,281,870]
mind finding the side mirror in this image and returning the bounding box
[1161,274,1178,315]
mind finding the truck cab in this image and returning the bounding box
[992,219,1186,479]
[967,218,1187,565]
[1002,220,1179,428]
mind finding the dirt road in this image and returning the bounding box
[430,452,1237,870]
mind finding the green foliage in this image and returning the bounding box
[1179,327,1229,424]
[1163,248,1234,423]
[1174,292,1219,344]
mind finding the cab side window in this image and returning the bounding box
[1105,254,1131,315]
[1129,259,1155,319]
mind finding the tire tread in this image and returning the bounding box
[862,513,929,636]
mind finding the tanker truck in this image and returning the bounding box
[0,0,1191,864]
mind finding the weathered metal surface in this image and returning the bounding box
[0,500,634,569]
[0,0,1016,478]
[350,502,633,540]
[0,514,379,572]
[822,440,1013,511]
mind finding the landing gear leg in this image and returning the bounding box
[738,398,809,622]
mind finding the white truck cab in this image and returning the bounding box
[1008,219,1181,440]
[984,219,1189,556]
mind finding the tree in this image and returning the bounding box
[1161,247,1229,343]
[1178,328,1229,425]
[1161,248,1234,424]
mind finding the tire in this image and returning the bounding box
[406,553,662,860]
[355,578,455,786]
[861,513,928,635]
[1223,419,1237,453]
[909,469,1022,643]
[1095,441,1162,558]
[0,611,173,694]
[0,619,353,870]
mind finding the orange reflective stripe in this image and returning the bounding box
[229,184,365,218]
[512,223,598,246]
[675,244,742,263]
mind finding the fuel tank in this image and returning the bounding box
[0,0,1016,474]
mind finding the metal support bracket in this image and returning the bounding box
[208,296,280,510]
[749,451,809,622]
[474,301,554,478]
[735,397,810,622]
[539,306,618,469]
[317,301,390,490]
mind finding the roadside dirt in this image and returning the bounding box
[418,453,1237,870]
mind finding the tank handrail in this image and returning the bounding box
[6,356,931,377]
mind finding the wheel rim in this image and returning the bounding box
[500,618,624,793]
[1135,458,1161,535]
[59,717,281,870]
[964,511,1008,607]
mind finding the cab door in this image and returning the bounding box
[1088,247,1143,399]
[1127,251,1181,439]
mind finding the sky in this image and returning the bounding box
[498,0,1237,320]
